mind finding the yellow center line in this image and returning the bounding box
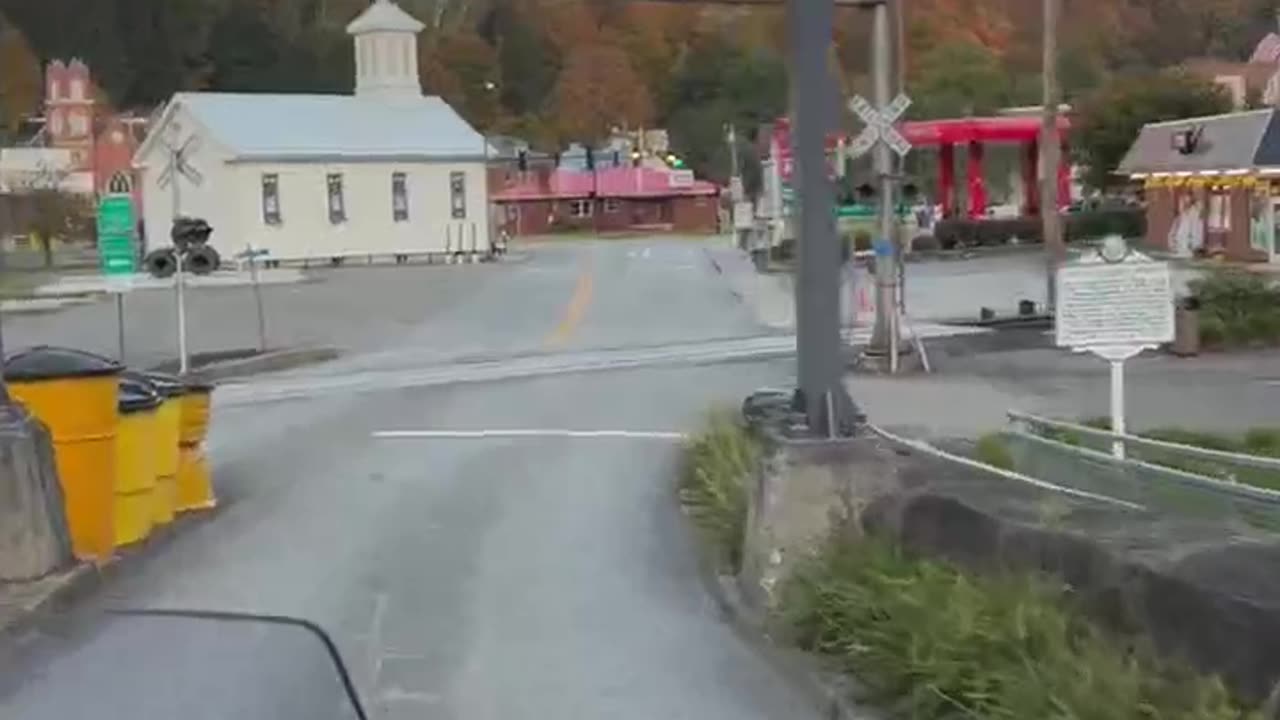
[546,264,594,349]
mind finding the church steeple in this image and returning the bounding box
[346,0,426,101]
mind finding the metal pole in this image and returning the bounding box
[169,145,189,376]
[727,124,740,179]
[248,248,267,352]
[868,0,899,371]
[116,293,126,362]
[1109,359,1125,459]
[792,0,857,434]
[1042,0,1064,311]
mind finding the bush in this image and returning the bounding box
[909,233,941,253]
[779,537,1259,720]
[1189,270,1280,349]
[974,433,1014,470]
[679,411,760,573]
[933,208,1145,250]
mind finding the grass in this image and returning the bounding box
[678,410,760,574]
[778,537,1260,720]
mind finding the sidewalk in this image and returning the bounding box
[32,268,310,297]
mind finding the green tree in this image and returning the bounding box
[1073,70,1232,190]
[0,16,42,138]
[908,40,1011,119]
[663,35,786,184]
[491,0,559,116]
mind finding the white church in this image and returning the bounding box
[134,0,493,264]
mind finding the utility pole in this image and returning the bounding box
[790,0,859,435]
[867,0,899,370]
[1041,0,1064,310]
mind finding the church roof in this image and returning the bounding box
[141,92,490,163]
[346,0,425,34]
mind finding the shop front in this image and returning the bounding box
[1119,109,1280,263]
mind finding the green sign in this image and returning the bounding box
[96,195,136,276]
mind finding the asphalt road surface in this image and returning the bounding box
[0,238,824,720]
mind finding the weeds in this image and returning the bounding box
[679,410,760,574]
[779,537,1259,720]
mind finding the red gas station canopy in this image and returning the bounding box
[899,115,1071,146]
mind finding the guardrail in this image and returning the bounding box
[1005,410,1280,532]
[1007,410,1280,475]
[866,424,1144,511]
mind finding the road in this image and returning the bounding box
[0,238,825,720]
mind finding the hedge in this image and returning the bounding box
[933,208,1146,250]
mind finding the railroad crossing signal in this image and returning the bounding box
[157,133,204,189]
[847,93,913,159]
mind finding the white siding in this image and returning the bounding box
[228,160,490,260]
[136,105,238,257]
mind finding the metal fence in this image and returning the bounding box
[1005,411,1280,535]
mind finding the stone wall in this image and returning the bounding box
[739,424,1280,704]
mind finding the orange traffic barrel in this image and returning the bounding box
[114,382,162,546]
[124,371,185,526]
[5,347,122,561]
[176,378,215,512]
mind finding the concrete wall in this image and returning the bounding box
[738,426,1280,703]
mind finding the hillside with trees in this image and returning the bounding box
[0,0,1277,186]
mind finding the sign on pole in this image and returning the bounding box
[96,195,136,276]
[1055,237,1175,458]
[847,93,913,160]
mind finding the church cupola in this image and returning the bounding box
[346,0,426,101]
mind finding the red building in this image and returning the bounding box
[493,166,721,236]
[43,59,144,210]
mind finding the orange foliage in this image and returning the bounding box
[551,41,652,142]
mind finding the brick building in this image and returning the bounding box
[493,166,721,235]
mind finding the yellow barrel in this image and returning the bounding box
[176,381,216,512]
[114,386,161,546]
[179,382,213,447]
[176,445,215,511]
[5,346,123,561]
[124,371,187,527]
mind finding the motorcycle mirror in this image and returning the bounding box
[0,609,368,720]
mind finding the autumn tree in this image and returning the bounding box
[1073,70,1232,190]
[0,16,41,139]
[421,28,503,129]
[550,41,651,143]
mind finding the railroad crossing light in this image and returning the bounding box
[631,150,642,167]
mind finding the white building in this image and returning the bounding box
[134,0,492,263]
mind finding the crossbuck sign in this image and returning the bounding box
[848,93,912,158]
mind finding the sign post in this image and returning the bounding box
[157,127,204,375]
[847,87,913,373]
[97,194,137,361]
[1055,237,1175,458]
[237,245,271,352]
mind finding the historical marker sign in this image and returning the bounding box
[1055,257,1174,349]
[1054,239,1174,459]
[96,195,136,276]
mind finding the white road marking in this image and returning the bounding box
[373,429,687,440]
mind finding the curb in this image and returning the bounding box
[0,561,113,645]
[193,347,341,381]
[681,508,883,720]
[153,347,341,382]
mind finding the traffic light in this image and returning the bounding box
[517,150,528,172]
[585,147,596,171]
[665,153,685,169]
[631,150,641,167]
[613,150,621,167]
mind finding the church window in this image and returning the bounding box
[392,172,409,221]
[262,174,281,225]
[327,173,346,224]
[450,171,466,219]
